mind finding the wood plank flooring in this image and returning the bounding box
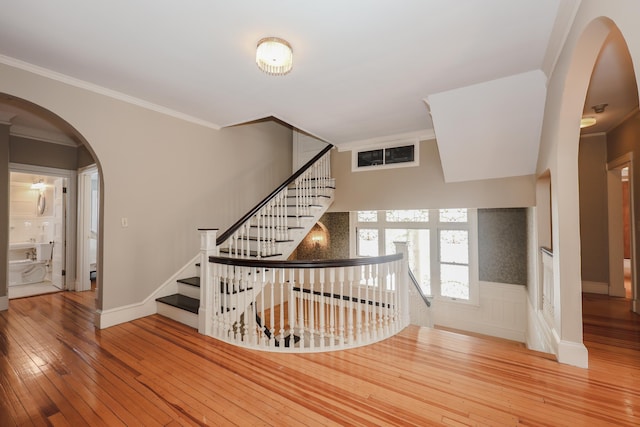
[0,290,638,426]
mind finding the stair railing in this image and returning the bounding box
[217,144,333,259]
[200,249,409,352]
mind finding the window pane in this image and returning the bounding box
[357,210,378,222]
[385,209,429,222]
[439,208,467,223]
[440,230,468,264]
[385,145,415,164]
[441,264,469,299]
[385,229,431,295]
[358,229,378,256]
[357,149,384,167]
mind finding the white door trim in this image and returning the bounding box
[9,163,77,291]
[77,165,98,292]
[606,153,637,310]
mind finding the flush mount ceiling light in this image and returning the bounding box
[256,37,293,76]
[580,117,597,128]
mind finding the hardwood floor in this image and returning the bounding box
[1,291,639,426]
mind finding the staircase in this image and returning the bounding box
[156,145,334,330]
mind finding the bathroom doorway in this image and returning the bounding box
[8,164,76,299]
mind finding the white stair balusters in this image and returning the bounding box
[200,254,408,352]
[198,228,218,336]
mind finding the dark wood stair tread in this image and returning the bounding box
[156,294,199,314]
[249,225,304,230]
[220,282,254,294]
[218,249,282,257]
[177,276,200,287]
[286,194,331,199]
[237,236,293,243]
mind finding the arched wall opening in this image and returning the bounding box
[0,93,105,314]
[537,14,640,367]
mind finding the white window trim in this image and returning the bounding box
[352,209,478,305]
[351,139,419,172]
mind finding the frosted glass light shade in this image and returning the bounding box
[580,117,597,128]
[256,37,293,76]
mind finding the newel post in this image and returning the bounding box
[394,241,411,328]
[198,228,219,335]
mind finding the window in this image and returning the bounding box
[354,209,477,303]
[352,141,419,172]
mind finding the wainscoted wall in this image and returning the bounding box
[478,208,527,285]
[432,281,528,342]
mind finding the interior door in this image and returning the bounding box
[51,177,66,289]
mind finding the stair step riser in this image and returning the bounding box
[178,282,200,299]
[157,303,199,329]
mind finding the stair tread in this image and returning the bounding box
[177,276,200,287]
[286,194,331,199]
[249,225,304,230]
[220,282,254,294]
[238,236,294,243]
[218,249,282,258]
[287,185,335,190]
[156,294,199,314]
[261,214,314,218]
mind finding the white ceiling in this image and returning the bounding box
[0,1,636,176]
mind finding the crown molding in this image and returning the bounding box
[336,129,436,152]
[0,54,222,131]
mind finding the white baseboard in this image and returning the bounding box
[582,281,608,294]
[524,294,588,368]
[525,296,558,355]
[558,340,589,368]
[96,254,199,329]
[0,296,8,311]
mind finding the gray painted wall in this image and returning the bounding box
[10,136,79,169]
[578,134,609,284]
[10,136,92,170]
[0,125,8,300]
[478,208,527,285]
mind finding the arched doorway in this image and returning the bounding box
[542,14,640,367]
[0,93,104,313]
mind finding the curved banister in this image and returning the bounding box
[209,253,403,268]
[216,143,333,246]
[408,268,431,307]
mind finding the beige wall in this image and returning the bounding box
[331,139,535,212]
[578,134,609,284]
[0,62,292,313]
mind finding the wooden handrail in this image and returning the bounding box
[216,143,333,246]
[408,268,431,307]
[209,253,403,268]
